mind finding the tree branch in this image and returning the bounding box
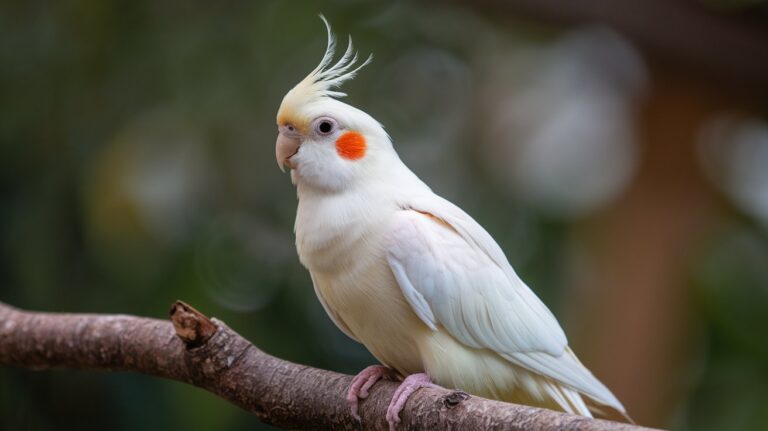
[0,300,658,430]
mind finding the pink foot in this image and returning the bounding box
[346,365,397,420]
[386,373,439,431]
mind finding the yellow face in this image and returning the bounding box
[274,15,375,184]
[276,84,311,135]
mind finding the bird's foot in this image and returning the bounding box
[347,365,398,421]
[386,373,439,431]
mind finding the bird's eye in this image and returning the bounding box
[314,117,337,136]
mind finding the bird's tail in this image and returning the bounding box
[502,349,633,423]
[542,379,635,423]
[585,397,636,424]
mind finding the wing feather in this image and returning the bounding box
[386,194,625,413]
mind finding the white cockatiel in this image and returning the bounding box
[275,18,628,429]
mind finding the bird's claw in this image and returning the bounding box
[348,367,440,430]
[385,373,439,431]
[347,365,397,421]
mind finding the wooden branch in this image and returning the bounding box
[0,301,658,431]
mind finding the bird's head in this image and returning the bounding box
[276,17,394,192]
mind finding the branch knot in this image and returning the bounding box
[169,301,218,348]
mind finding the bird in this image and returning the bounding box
[275,16,629,430]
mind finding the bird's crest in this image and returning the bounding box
[277,15,372,130]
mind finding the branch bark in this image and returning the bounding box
[0,300,658,431]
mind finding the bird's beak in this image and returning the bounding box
[275,130,301,173]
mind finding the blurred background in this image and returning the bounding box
[1,1,767,430]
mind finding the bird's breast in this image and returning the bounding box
[294,196,427,374]
[311,262,428,375]
[294,191,391,272]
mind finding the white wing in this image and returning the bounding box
[386,193,623,411]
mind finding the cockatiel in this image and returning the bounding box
[275,17,629,429]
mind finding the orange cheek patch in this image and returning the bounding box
[335,131,367,160]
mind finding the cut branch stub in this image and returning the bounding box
[170,300,218,348]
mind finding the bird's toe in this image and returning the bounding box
[347,365,396,420]
[385,373,439,430]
